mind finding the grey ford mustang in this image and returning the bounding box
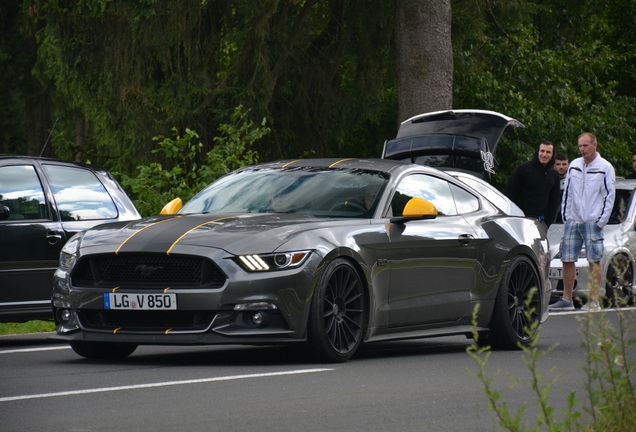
[52,157,550,362]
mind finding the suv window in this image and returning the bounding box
[43,164,118,221]
[0,165,49,220]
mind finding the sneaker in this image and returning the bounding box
[549,297,575,311]
[581,300,601,312]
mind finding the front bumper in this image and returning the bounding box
[52,251,324,346]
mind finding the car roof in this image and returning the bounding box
[241,158,416,174]
[614,178,636,190]
[0,155,107,172]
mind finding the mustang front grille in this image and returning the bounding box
[71,253,226,288]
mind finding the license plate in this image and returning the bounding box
[104,293,177,310]
[549,268,580,279]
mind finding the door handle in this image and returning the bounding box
[458,234,474,245]
[47,231,63,245]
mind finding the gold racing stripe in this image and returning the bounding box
[282,159,302,168]
[329,158,353,168]
[115,217,179,254]
[283,158,352,168]
[115,215,234,254]
[165,216,234,255]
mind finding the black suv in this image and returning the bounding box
[0,156,141,322]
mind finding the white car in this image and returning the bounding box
[548,178,636,306]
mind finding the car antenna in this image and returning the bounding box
[39,118,59,157]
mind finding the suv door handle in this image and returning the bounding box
[47,231,63,245]
[458,234,474,245]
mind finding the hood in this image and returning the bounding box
[382,110,524,181]
[78,213,356,256]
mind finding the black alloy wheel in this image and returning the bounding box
[486,255,540,349]
[307,258,367,362]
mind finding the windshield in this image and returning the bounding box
[181,166,390,218]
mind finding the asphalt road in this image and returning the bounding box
[2,308,635,432]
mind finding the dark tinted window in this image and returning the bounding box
[43,165,118,221]
[0,165,49,220]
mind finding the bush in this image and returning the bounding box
[121,105,269,216]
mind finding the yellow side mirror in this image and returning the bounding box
[402,198,438,219]
[160,197,183,215]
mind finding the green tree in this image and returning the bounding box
[21,0,395,173]
[452,0,636,188]
[3,0,635,191]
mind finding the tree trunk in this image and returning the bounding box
[396,0,453,123]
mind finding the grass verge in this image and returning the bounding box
[0,321,55,335]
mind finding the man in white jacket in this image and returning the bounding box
[549,132,616,311]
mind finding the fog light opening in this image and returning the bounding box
[252,312,263,326]
[57,308,72,323]
[249,311,270,327]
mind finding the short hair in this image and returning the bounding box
[631,150,636,157]
[578,132,597,143]
[556,153,568,161]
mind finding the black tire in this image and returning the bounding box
[70,341,137,360]
[307,258,367,362]
[486,255,541,350]
[604,254,634,307]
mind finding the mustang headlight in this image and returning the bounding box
[59,232,84,270]
[236,251,311,272]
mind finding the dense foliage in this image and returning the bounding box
[1,0,635,199]
[120,105,267,215]
[453,0,636,189]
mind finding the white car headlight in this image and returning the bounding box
[59,232,84,270]
[235,251,311,272]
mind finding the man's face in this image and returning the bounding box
[578,135,597,162]
[538,144,554,167]
[631,155,636,172]
[554,159,568,178]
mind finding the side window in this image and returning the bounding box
[0,165,49,221]
[390,174,457,217]
[43,165,118,221]
[450,183,480,214]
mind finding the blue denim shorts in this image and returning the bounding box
[559,221,604,262]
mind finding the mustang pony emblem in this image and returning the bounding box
[135,264,164,277]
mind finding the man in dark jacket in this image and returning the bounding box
[505,140,561,226]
